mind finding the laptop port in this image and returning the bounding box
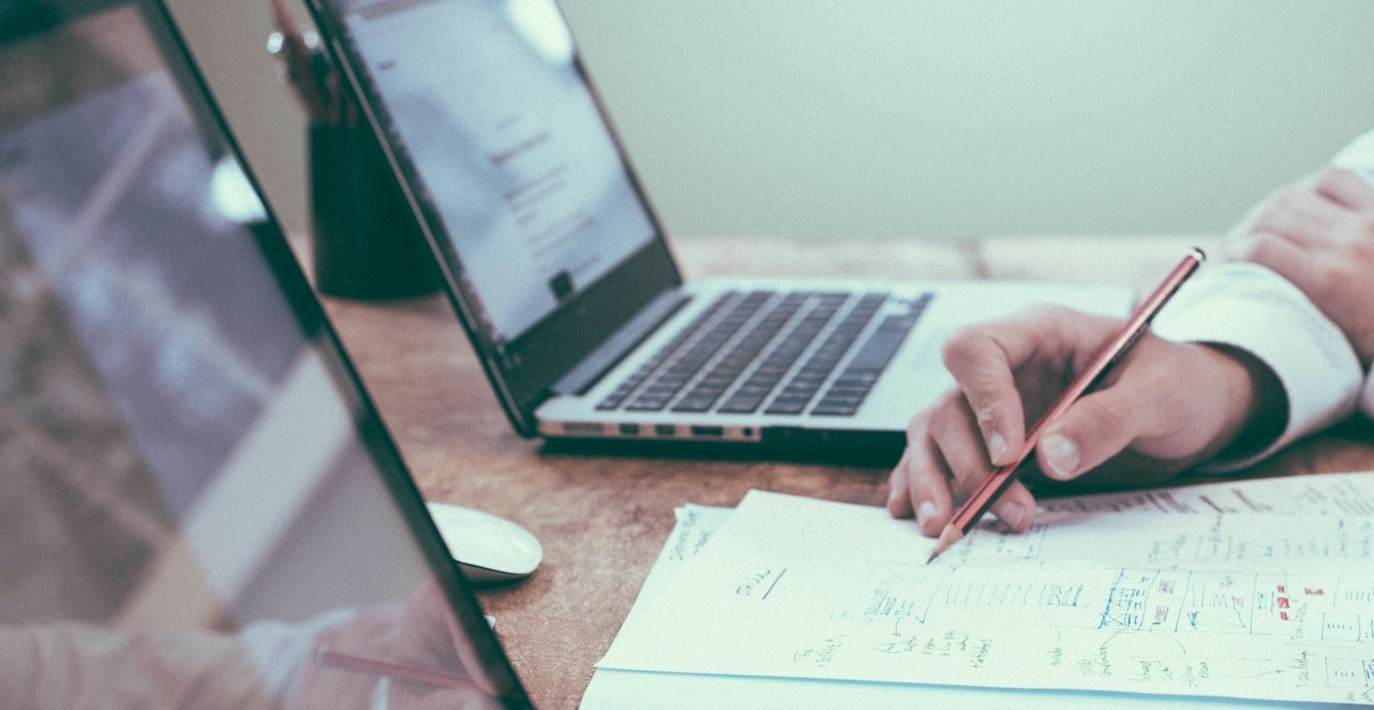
[654,424,676,437]
[618,423,640,436]
[690,426,724,438]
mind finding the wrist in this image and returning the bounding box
[1200,343,1287,462]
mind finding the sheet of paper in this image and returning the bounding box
[618,504,733,631]
[598,489,1374,706]
[583,496,1350,710]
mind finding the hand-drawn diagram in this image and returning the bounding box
[600,491,1374,706]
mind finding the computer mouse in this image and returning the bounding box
[425,502,543,583]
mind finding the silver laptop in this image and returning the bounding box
[0,1,530,705]
[305,0,1133,456]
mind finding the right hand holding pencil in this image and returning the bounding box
[887,306,1279,538]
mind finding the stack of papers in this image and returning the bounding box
[584,472,1374,708]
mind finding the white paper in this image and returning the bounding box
[1040,470,1374,517]
[598,489,1374,706]
[586,472,1374,709]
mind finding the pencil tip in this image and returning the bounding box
[926,525,964,564]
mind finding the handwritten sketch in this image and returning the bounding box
[598,489,1374,705]
[1040,470,1374,517]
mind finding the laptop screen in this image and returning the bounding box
[0,1,528,706]
[309,0,683,433]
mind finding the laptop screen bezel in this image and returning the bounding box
[135,1,534,702]
[303,0,684,437]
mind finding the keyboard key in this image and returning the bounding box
[763,398,809,415]
[718,394,765,413]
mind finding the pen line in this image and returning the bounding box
[762,567,788,600]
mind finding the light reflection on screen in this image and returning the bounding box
[331,0,657,348]
[0,3,515,707]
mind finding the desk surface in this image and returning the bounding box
[316,235,1374,709]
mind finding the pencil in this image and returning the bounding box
[926,247,1207,563]
[316,648,482,691]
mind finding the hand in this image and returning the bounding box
[887,306,1276,536]
[1224,166,1374,365]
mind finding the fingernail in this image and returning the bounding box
[985,431,1008,464]
[1042,433,1080,479]
[887,485,900,506]
[1002,502,1029,530]
[916,500,936,532]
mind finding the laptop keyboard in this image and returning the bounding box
[595,289,932,418]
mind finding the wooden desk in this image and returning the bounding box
[316,235,1374,708]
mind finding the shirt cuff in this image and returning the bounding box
[1363,373,1374,421]
[1151,261,1362,471]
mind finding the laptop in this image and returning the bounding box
[0,1,530,706]
[304,0,1135,456]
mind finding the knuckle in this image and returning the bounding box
[1352,232,1374,260]
[1245,232,1284,266]
[1313,261,1348,297]
[1359,216,1374,243]
[1024,303,1073,324]
[906,409,932,443]
[1317,166,1349,190]
[1250,204,1285,232]
[926,396,963,437]
[939,331,981,367]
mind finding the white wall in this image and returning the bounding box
[557,0,1374,239]
[171,1,1374,242]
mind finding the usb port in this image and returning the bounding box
[690,425,724,438]
[618,423,640,436]
[654,424,676,437]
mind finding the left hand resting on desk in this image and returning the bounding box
[1223,166,1374,366]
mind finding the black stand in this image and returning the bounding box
[308,120,439,300]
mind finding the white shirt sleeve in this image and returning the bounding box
[1151,261,1363,471]
[1330,128,1374,421]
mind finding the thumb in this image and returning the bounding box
[1035,386,1142,481]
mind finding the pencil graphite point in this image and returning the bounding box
[927,525,963,564]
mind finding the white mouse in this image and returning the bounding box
[425,502,543,583]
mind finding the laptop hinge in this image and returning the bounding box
[551,288,689,396]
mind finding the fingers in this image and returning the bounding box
[1036,388,1138,481]
[1315,167,1374,211]
[886,451,913,519]
[890,393,1036,538]
[1227,231,1329,298]
[1228,168,1374,255]
[926,390,1035,531]
[1245,186,1351,249]
[1033,335,1220,477]
[891,411,955,535]
[908,426,954,535]
[890,307,1145,536]
[940,323,1037,467]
